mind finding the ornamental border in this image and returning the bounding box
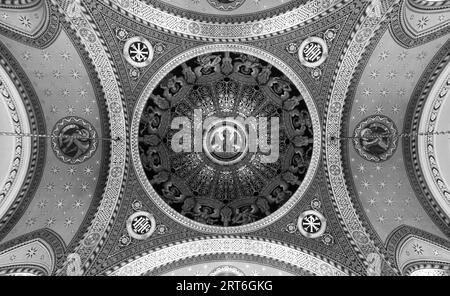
[107,236,351,276]
[100,0,351,41]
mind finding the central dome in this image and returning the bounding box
[135,48,318,230]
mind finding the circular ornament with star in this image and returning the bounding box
[297,210,326,238]
[207,0,246,11]
[123,36,154,68]
[353,115,398,162]
[51,116,98,164]
[298,37,328,68]
[126,211,156,240]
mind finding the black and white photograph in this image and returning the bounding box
[0,0,448,285]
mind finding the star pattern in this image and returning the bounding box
[349,31,448,240]
[417,16,429,29]
[0,31,103,244]
[19,15,32,29]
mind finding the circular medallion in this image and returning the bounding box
[310,198,321,210]
[203,118,249,166]
[156,224,168,234]
[131,200,143,211]
[115,28,129,41]
[79,28,96,43]
[51,116,98,164]
[297,210,326,238]
[207,0,246,11]
[298,37,328,68]
[126,211,156,240]
[251,23,264,35]
[123,36,154,68]
[132,44,320,234]
[321,233,334,245]
[324,29,336,41]
[286,43,298,54]
[188,22,201,35]
[353,115,398,162]
[352,230,369,245]
[119,234,131,246]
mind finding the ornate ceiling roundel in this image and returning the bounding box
[0,0,449,278]
[132,44,321,233]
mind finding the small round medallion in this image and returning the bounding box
[297,210,327,238]
[126,211,156,240]
[298,37,328,68]
[119,234,132,246]
[123,37,154,68]
[131,200,143,211]
[82,232,101,247]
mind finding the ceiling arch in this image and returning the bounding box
[386,225,450,275]
[108,237,351,276]
[0,63,32,221]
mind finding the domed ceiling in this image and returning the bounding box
[0,0,449,277]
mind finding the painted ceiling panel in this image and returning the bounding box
[0,29,104,245]
[0,0,448,277]
[348,30,449,241]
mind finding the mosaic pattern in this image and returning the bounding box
[109,237,349,276]
[103,0,346,40]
